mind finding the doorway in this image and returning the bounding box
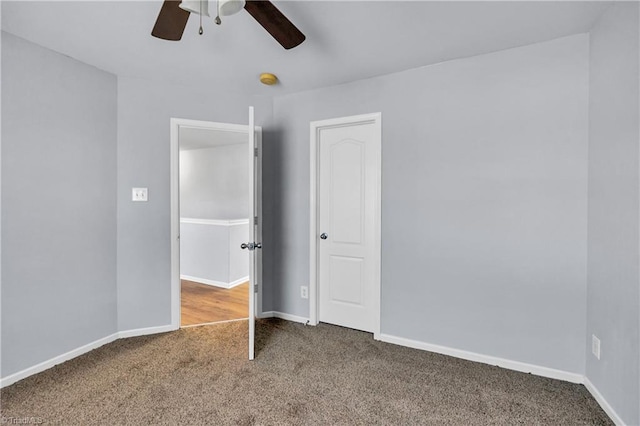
[178,125,250,326]
[309,113,382,336]
[170,117,262,354]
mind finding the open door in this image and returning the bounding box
[245,106,259,360]
[170,115,261,354]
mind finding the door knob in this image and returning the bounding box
[320,233,328,240]
[241,242,262,250]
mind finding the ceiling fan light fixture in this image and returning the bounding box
[219,0,246,17]
[179,0,210,16]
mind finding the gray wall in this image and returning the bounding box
[179,221,249,285]
[180,222,230,283]
[179,144,250,286]
[116,76,272,331]
[266,34,589,373]
[180,144,249,220]
[586,3,640,425]
[1,33,117,377]
[229,224,250,282]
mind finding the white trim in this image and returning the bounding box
[228,276,250,288]
[1,324,179,388]
[170,118,263,331]
[0,320,621,426]
[181,318,249,328]
[309,112,382,336]
[170,118,181,330]
[118,324,177,339]
[0,332,119,388]
[248,106,256,360]
[180,218,249,226]
[180,274,248,289]
[255,126,264,320]
[309,119,318,325]
[377,333,583,384]
[584,378,626,426]
[174,118,250,134]
[259,311,310,325]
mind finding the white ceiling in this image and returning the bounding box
[2,1,611,97]
[179,126,247,151]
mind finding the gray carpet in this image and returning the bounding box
[1,319,612,425]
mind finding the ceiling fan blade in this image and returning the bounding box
[244,1,305,50]
[152,0,191,41]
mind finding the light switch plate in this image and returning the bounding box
[132,188,148,202]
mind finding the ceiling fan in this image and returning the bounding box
[152,0,306,50]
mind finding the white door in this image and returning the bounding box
[246,106,258,360]
[315,114,381,333]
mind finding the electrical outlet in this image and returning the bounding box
[132,187,148,202]
[592,335,601,360]
[300,286,308,299]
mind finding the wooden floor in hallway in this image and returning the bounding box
[181,280,249,326]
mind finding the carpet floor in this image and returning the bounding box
[1,319,612,425]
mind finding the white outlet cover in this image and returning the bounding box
[132,187,148,202]
[301,286,309,299]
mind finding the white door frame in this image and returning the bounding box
[309,112,382,338]
[170,117,263,329]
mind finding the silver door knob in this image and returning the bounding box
[241,242,262,250]
[320,233,328,240]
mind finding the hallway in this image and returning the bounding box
[180,280,249,326]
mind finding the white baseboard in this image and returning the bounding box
[0,332,119,388]
[181,274,248,289]
[180,218,249,226]
[118,324,177,339]
[377,333,584,384]
[227,276,250,288]
[379,333,621,425]
[0,319,622,426]
[181,318,249,328]
[584,378,625,426]
[1,324,179,389]
[259,311,310,324]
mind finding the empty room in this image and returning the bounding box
[1,1,639,425]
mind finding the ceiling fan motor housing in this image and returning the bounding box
[179,0,210,16]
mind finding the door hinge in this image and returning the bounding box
[254,216,258,225]
[254,284,258,293]
[254,147,259,157]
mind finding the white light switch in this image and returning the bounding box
[132,188,148,202]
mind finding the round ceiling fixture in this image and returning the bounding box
[260,73,278,86]
[219,0,246,16]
